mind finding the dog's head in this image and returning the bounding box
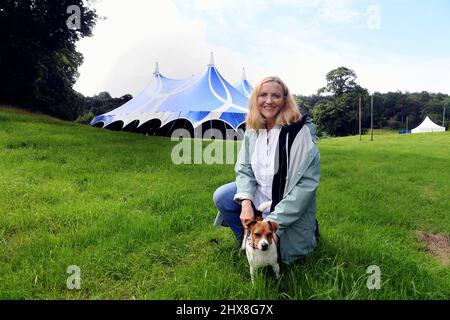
[246,220,278,251]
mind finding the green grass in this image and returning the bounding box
[0,106,449,299]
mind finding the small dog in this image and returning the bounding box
[241,201,280,284]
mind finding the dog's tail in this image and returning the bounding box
[257,201,272,213]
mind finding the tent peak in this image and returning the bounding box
[241,67,247,82]
[208,52,215,67]
[153,62,160,75]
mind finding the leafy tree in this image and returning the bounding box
[421,95,448,126]
[313,89,369,136]
[318,66,360,96]
[75,111,95,124]
[312,67,369,136]
[0,0,97,120]
[80,92,133,120]
[295,94,329,112]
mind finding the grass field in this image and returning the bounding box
[0,106,449,299]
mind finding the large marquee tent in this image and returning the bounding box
[90,54,253,139]
[411,116,446,133]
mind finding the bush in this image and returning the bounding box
[75,112,95,124]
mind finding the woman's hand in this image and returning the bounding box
[240,199,255,228]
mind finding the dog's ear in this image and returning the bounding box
[267,220,278,233]
[246,220,257,230]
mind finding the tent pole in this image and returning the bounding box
[210,119,213,140]
[181,119,189,138]
[370,94,374,141]
[167,119,177,137]
[359,97,361,141]
[443,106,446,127]
[224,121,227,140]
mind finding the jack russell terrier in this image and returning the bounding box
[241,201,280,284]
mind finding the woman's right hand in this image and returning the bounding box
[240,200,255,228]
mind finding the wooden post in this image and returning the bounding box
[359,97,362,141]
[370,94,374,141]
[443,106,446,127]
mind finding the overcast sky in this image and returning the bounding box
[74,0,450,98]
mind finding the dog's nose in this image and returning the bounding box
[261,243,269,251]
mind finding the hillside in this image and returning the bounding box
[0,107,449,299]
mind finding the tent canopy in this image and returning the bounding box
[91,54,252,138]
[411,116,446,133]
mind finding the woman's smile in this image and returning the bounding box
[257,81,285,129]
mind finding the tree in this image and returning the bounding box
[80,92,133,119]
[313,89,369,136]
[318,66,360,96]
[312,67,369,136]
[0,0,97,120]
[421,94,449,127]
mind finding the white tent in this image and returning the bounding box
[411,116,446,133]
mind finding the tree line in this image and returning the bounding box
[0,0,99,120]
[296,67,450,136]
[75,92,133,124]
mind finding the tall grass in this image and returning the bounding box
[0,107,449,299]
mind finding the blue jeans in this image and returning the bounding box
[213,182,244,244]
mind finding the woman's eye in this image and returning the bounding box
[254,233,261,237]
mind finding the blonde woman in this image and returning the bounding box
[213,76,320,264]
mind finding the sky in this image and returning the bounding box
[74,0,450,98]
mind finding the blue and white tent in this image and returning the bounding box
[90,54,252,138]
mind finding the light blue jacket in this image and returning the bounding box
[214,119,320,264]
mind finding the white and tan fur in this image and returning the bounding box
[241,201,280,284]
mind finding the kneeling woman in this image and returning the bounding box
[213,76,320,264]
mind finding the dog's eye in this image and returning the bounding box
[254,233,261,237]
[267,232,273,237]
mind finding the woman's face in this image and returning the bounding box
[257,81,285,125]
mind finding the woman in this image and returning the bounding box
[213,76,320,264]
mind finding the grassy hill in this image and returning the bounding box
[0,106,449,299]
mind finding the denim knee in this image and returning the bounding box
[213,187,224,211]
[213,182,239,213]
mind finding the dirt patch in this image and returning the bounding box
[417,231,450,266]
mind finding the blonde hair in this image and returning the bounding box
[246,76,302,130]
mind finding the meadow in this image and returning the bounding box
[0,107,449,299]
